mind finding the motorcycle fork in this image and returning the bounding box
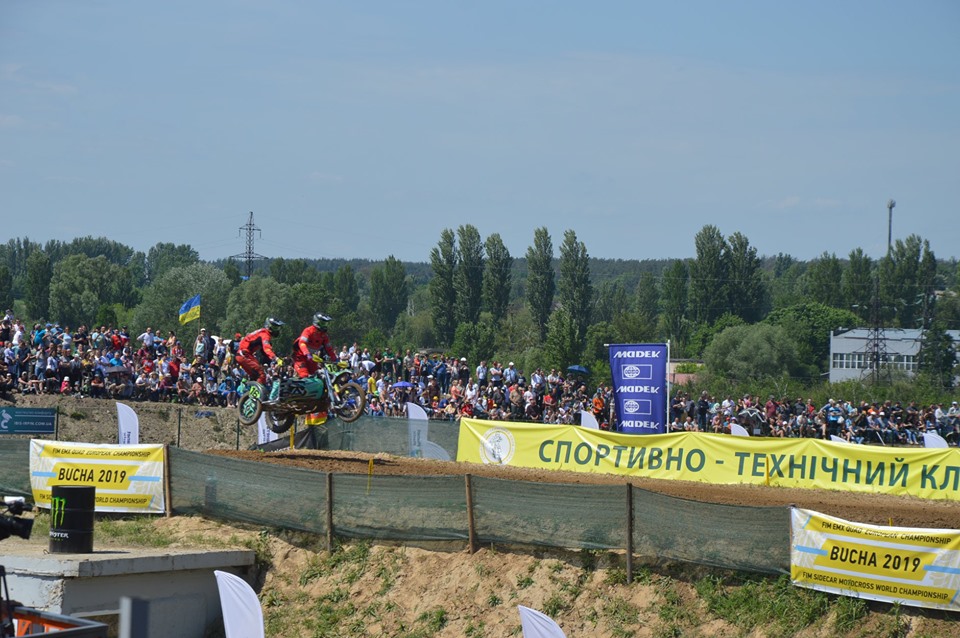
[322,369,337,408]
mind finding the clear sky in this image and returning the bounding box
[2,1,958,265]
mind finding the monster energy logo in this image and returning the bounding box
[51,496,67,527]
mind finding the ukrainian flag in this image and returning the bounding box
[178,294,201,325]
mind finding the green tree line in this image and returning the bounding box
[1,227,957,392]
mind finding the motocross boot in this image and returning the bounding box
[269,379,281,402]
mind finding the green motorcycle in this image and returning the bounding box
[237,364,366,433]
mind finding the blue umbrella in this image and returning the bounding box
[392,381,415,389]
[567,365,590,375]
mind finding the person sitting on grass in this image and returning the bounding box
[89,372,106,398]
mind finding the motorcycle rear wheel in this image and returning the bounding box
[269,412,297,434]
[238,391,263,426]
[335,381,366,423]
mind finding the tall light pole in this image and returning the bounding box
[887,199,896,256]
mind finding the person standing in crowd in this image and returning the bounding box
[503,361,518,386]
[138,327,157,354]
[475,360,488,388]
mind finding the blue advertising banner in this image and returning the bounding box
[609,343,668,434]
[0,407,56,435]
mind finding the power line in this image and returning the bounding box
[230,211,269,278]
[857,277,892,385]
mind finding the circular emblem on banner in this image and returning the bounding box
[624,400,640,413]
[622,365,641,379]
[479,427,515,465]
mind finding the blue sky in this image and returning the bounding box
[2,1,958,264]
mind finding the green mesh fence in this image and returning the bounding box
[331,474,468,541]
[169,452,790,572]
[169,447,329,535]
[632,488,790,573]
[0,439,32,498]
[4,441,791,574]
[470,476,627,550]
[320,416,460,458]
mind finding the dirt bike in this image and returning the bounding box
[237,362,366,433]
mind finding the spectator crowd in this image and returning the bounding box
[2,310,957,446]
[0,311,606,427]
[668,391,960,446]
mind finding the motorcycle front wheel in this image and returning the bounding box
[238,390,263,426]
[334,381,366,423]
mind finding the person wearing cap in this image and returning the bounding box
[820,398,844,439]
[503,361,518,386]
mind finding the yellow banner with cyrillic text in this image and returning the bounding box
[456,419,960,501]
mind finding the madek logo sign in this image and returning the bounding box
[609,343,668,434]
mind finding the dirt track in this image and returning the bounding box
[210,448,960,530]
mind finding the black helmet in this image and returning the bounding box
[264,317,285,334]
[313,312,332,330]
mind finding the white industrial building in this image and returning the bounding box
[829,328,960,383]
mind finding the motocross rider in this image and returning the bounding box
[293,312,338,379]
[286,312,338,413]
[236,317,283,391]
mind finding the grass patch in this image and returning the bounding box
[833,594,869,633]
[417,608,448,633]
[516,574,534,589]
[93,515,175,547]
[299,540,371,586]
[374,548,403,594]
[603,596,640,638]
[542,593,568,618]
[695,572,830,637]
[242,529,273,571]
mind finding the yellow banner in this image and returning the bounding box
[456,419,960,501]
[791,508,960,610]
[30,440,166,513]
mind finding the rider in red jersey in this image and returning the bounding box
[292,312,337,379]
[236,318,283,385]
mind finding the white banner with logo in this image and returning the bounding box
[791,508,960,611]
[257,413,279,445]
[116,401,140,445]
[29,439,166,513]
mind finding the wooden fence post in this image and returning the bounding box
[626,482,634,584]
[325,472,334,552]
[465,474,477,554]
